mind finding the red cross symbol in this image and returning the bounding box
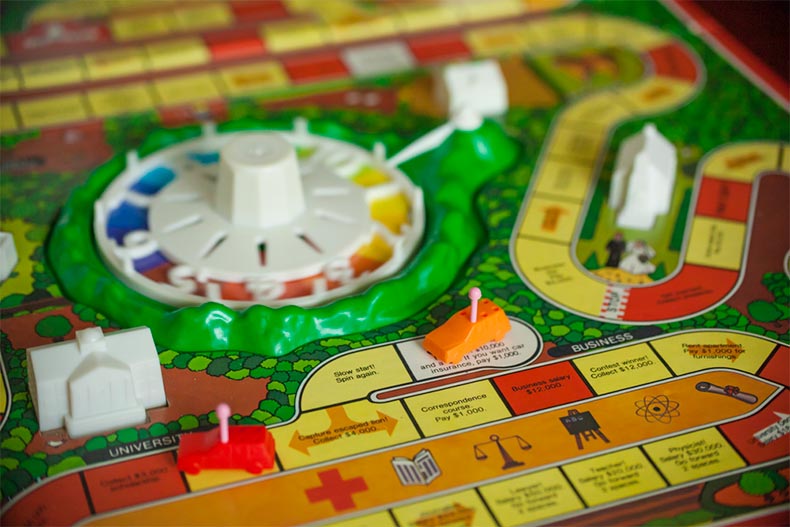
[305,469,368,511]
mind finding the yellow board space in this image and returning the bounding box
[18,93,89,129]
[326,510,398,527]
[84,47,148,81]
[591,16,672,50]
[545,125,606,165]
[173,3,233,32]
[702,142,782,183]
[643,428,746,485]
[517,195,581,244]
[618,76,698,116]
[392,488,497,527]
[263,20,329,53]
[782,144,790,173]
[184,463,280,492]
[563,447,667,506]
[561,89,635,127]
[684,217,746,271]
[110,12,177,41]
[465,24,528,57]
[29,0,108,23]
[20,56,86,90]
[87,83,156,117]
[403,381,511,436]
[459,0,524,22]
[0,65,20,92]
[479,468,584,526]
[153,73,222,105]
[513,237,608,316]
[649,331,776,375]
[0,105,19,134]
[572,343,672,394]
[299,345,411,410]
[532,157,595,202]
[520,14,593,51]
[396,4,459,32]
[525,0,576,11]
[271,399,420,468]
[219,62,289,96]
[328,13,399,44]
[145,38,211,71]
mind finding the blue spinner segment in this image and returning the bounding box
[106,202,148,244]
[188,152,220,164]
[130,166,176,195]
[133,251,169,273]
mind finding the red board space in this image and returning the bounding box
[624,264,739,321]
[494,361,593,414]
[719,390,790,465]
[83,452,187,513]
[2,473,91,526]
[695,177,752,222]
[408,32,471,64]
[283,52,350,83]
[648,42,699,82]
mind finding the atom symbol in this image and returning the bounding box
[635,395,680,424]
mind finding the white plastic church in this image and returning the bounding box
[27,326,166,437]
[609,124,676,231]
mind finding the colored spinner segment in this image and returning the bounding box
[94,122,424,308]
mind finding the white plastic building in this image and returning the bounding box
[608,124,676,231]
[27,326,166,437]
[434,59,509,117]
[0,231,18,282]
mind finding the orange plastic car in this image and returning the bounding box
[423,298,511,364]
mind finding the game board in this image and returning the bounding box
[1,1,788,526]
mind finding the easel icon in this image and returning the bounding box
[474,434,531,470]
[560,409,610,450]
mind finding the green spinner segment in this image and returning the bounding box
[49,116,518,355]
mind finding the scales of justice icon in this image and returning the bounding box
[473,434,532,470]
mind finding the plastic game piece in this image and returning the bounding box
[177,403,276,475]
[619,239,657,275]
[423,288,511,364]
[0,231,18,282]
[608,123,676,230]
[434,60,509,117]
[26,327,166,437]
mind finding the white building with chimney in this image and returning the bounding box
[27,326,166,437]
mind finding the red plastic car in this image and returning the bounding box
[178,425,275,475]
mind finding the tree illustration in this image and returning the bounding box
[35,315,73,342]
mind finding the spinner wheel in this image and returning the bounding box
[94,121,423,308]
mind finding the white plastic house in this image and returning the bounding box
[27,326,166,437]
[608,124,677,231]
[434,59,509,117]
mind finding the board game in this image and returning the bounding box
[0,0,788,525]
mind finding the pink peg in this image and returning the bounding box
[468,287,482,323]
[216,403,231,444]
